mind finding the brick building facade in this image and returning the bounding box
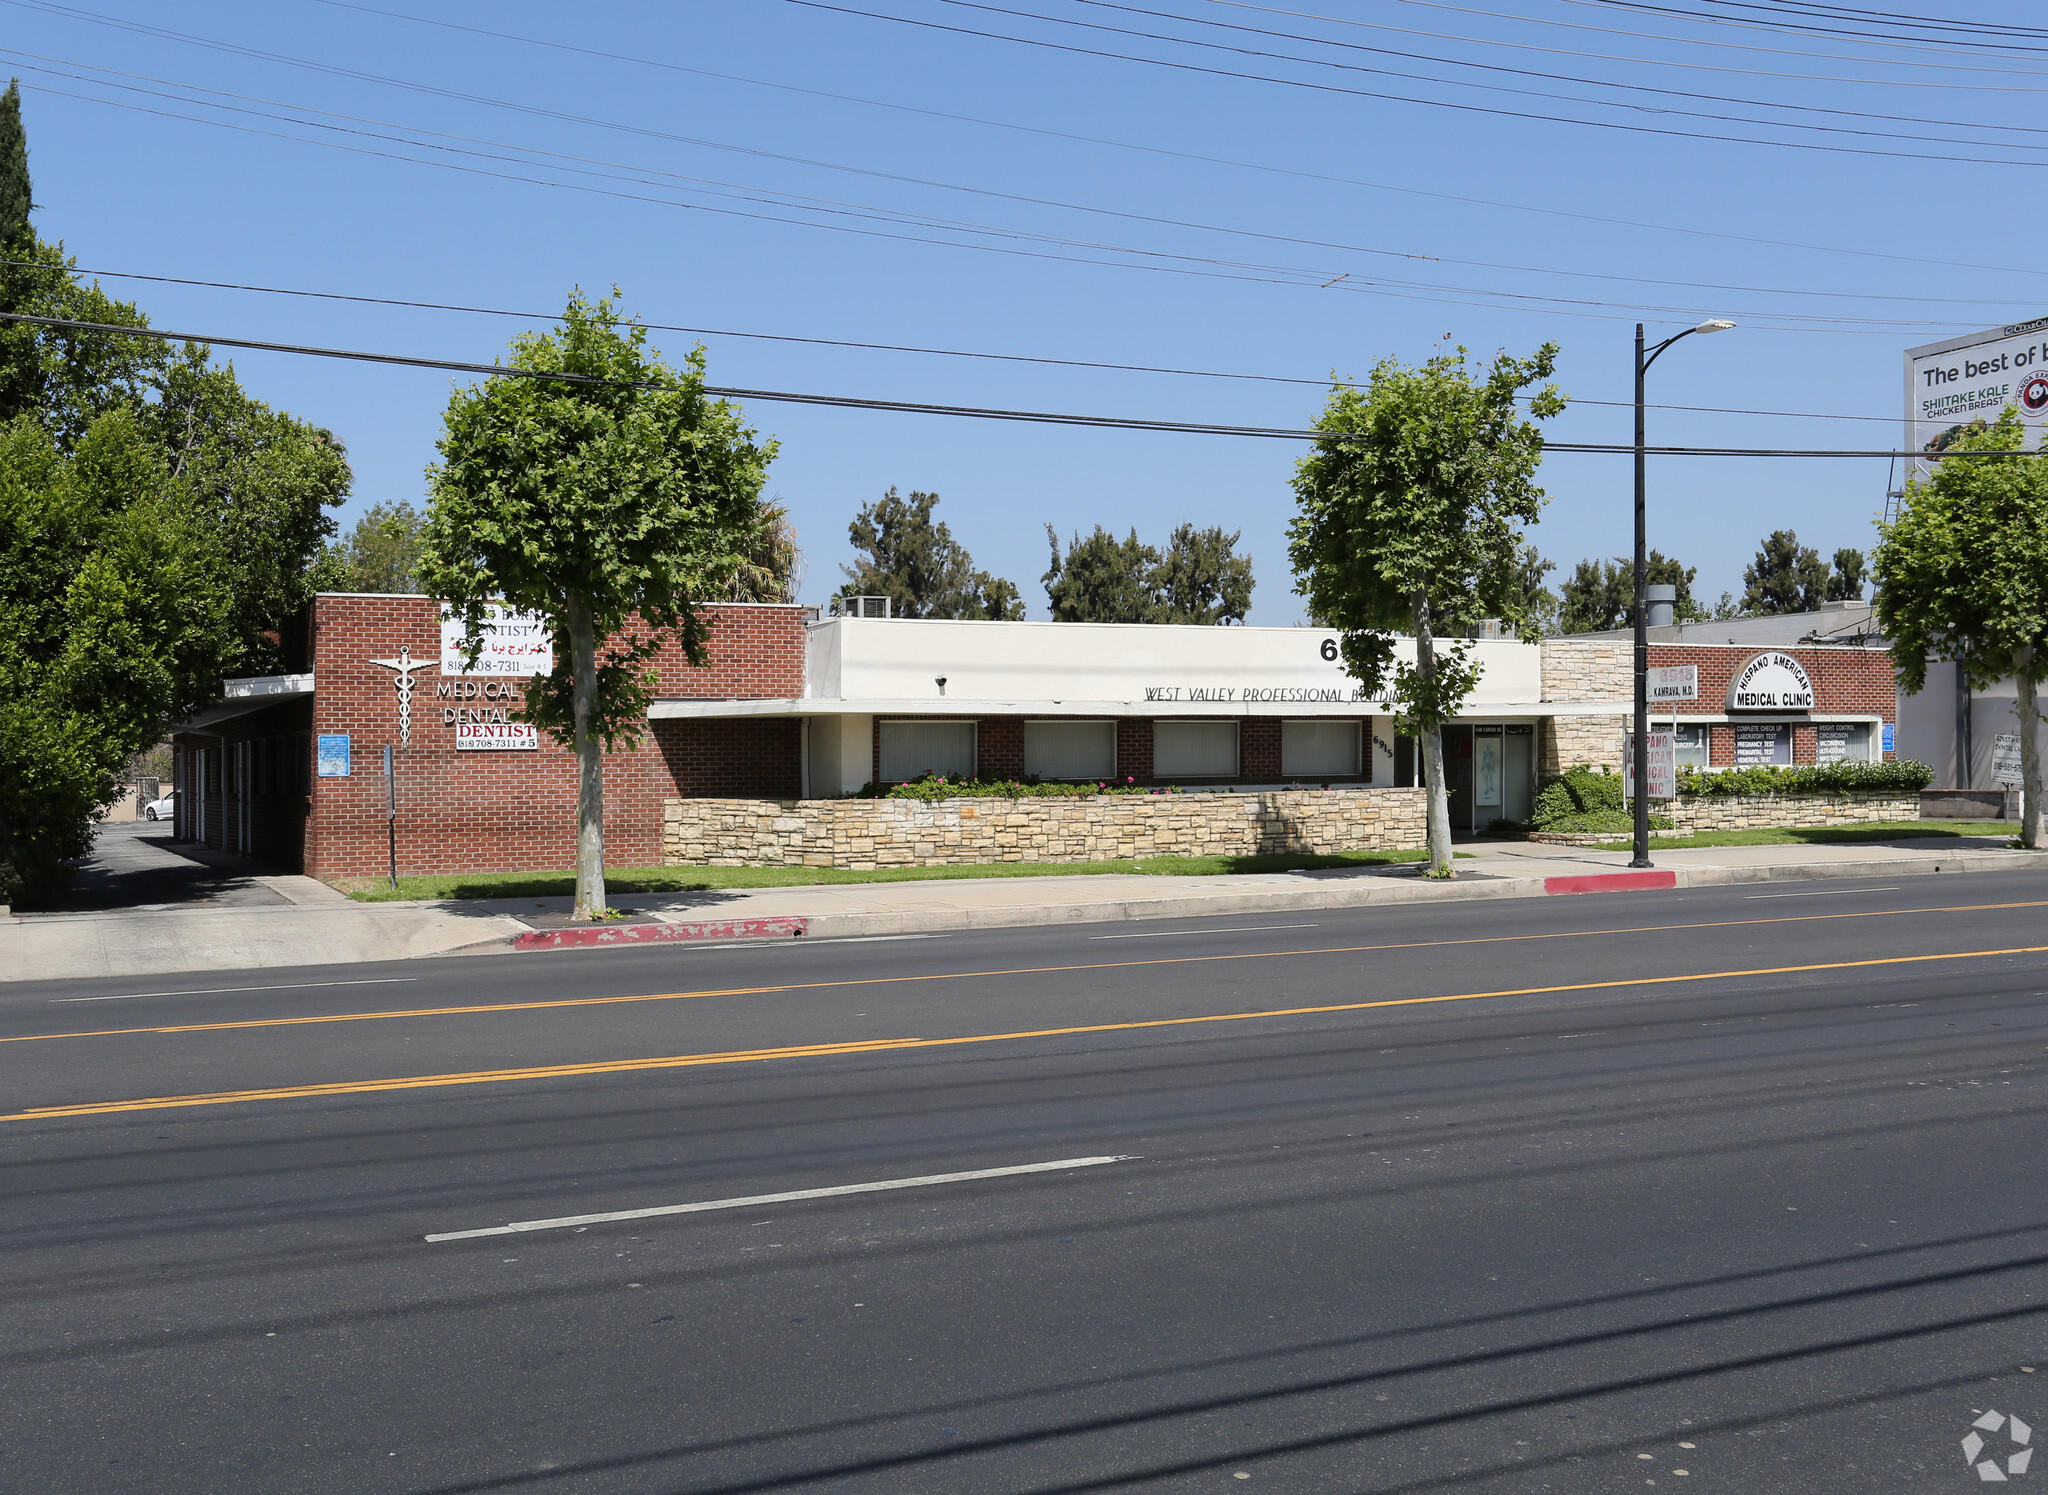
[1643,642,1896,767]
[166,601,1900,883]
[172,596,808,881]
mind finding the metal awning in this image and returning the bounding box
[648,696,1633,721]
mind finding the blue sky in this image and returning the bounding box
[8,0,2044,619]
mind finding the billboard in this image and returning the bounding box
[1905,316,2048,481]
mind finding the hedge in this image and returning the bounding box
[1674,760,1933,798]
[1529,759,1932,831]
[854,773,1164,802]
[1529,767,1674,832]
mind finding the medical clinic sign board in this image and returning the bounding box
[1728,651,1815,712]
[438,605,549,751]
[1907,316,2048,480]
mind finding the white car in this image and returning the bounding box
[143,792,176,821]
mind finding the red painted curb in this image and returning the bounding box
[1543,871,1678,896]
[512,917,809,951]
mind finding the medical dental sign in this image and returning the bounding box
[1906,316,2048,481]
[440,604,553,677]
[1728,651,1815,712]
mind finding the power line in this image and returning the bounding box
[1582,0,2048,55]
[8,40,2037,318]
[18,72,1967,331]
[302,0,2048,279]
[22,0,2040,179]
[1497,0,2048,70]
[0,257,1932,423]
[0,309,1984,456]
[16,48,2025,315]
[1207,0,2048,90]
[1068,0,2048,144]
[786,0,2048,169]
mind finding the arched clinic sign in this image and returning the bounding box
[1728,651,1815,712]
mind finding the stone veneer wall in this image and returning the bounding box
[1668,790,1920,831]
[663,788,1428,869]
[1538,639,1632,778]
[1528,790,1922,843]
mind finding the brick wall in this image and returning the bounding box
[302,595,805,879]
[1116,718,1152,781]
[1647,644,1897,765]
[1537,643,1895,777]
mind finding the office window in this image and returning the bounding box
[879,720,976,783]
[1733,724,1792,766]
[1155,720,1239,778]
[1024,720,1116,781]
[1673,723,1711,768]
[1816,723,1872,763]
[1281,720,1360,778]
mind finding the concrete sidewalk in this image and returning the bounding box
[6,832,2043,980]
[506,835,2046,950]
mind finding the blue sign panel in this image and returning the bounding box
[316,733,351,777]
[1881,722,1895,753]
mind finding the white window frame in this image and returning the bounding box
[1815,721,1875,764]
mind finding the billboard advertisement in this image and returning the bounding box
[1905,316,2048,481]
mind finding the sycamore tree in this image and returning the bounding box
[420,293,779,920]
[1289,343,1566,876]
[0,83,350,900]
[1875,410,2048,848]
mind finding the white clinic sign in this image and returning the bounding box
[1728,651,1815,712]
[1906,316,2048,481]
[1624,731,1676,800]
[1647,665,1697,703]
[440,604,553,677]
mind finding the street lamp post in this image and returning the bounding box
[1632,319,1736,868]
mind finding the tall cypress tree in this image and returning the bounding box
[0,80,30,242]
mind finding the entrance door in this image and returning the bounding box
[1503,724,1535,823]
[1474,725,1504,830]
[1443,725,1474,832]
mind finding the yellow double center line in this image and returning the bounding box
[14,897,2048,1048]
[8,942,2046,1124]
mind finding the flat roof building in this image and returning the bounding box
[167,595,1897,880]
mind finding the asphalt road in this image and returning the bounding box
[8,871,2048,1493]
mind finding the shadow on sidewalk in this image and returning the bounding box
[19,822,289,916]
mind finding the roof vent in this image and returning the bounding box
[830,595,891,619]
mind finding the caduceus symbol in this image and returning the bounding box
[367,644,426,748]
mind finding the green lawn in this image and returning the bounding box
[334,847,1442,903]
[1587,820,2018,852]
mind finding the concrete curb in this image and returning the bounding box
[468,849,2048,955]
[511,917,809,952]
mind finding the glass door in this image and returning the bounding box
[1444,725,1475,832]
[1502,724,1535,823]
[1474,725,1504,830]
